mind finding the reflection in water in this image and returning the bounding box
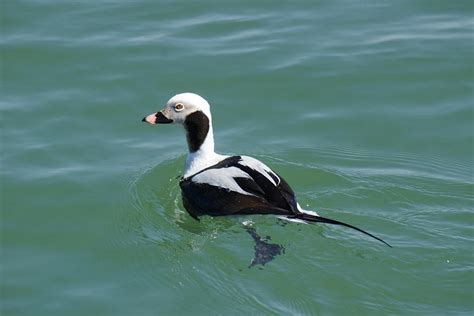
[245,226,285,268]
[133,157,288,269]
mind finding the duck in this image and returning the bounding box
[142,93,391,247]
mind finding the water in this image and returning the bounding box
[1,0,473,315]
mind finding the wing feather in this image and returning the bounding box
[180,155,298,217]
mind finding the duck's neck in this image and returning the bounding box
[183,111,222,178]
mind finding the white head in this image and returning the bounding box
[143,93,212,125]
[142,93,214,154]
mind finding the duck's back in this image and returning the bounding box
[179,155,298,219]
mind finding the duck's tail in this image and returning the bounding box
[288,212,392,248]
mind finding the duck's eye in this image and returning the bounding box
[174,103,184,112]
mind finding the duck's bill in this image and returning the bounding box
[142,111,173,124]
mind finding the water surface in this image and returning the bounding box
[1,1,473,315]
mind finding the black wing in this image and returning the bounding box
[179,156,299,218]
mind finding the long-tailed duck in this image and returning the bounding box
[142,93,391,247]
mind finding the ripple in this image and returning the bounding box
[3,0,472,313]
[114,156,255,293]
[365,15,474,45]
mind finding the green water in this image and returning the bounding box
[1,0,473,315]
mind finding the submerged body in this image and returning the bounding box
[142,93,391,247]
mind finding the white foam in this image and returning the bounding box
[277,216,308,224]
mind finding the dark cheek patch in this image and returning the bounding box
[184,111,210,152]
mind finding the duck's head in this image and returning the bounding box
[142,92,212,125]
[142,93,214,153]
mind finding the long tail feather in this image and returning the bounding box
[289,213,392,248]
